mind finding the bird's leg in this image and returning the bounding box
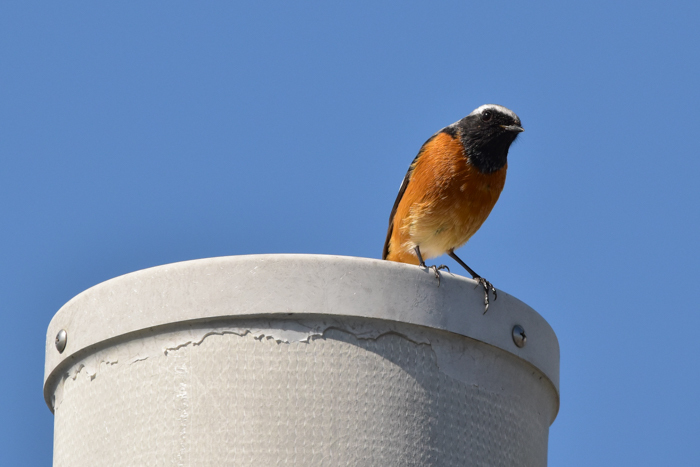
[448,250,497,314]
[414,246,450,287]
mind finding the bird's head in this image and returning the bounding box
[452,104,523,173]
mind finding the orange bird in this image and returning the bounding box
[382,104,523,312]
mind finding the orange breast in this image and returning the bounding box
[386,132,507,264]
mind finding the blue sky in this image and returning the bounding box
[2,1,699,465]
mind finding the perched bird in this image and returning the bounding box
[382,104,523,312]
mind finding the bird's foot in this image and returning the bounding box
[475,277,497,314]
[431,264,450,287]
[419,263,450,287]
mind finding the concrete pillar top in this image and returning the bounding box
[44,254,559,411]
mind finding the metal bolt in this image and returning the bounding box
[512,325,526,348]
[55,329,67,353]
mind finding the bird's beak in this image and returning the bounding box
[501,124,524,133]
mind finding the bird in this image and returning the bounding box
[382,104,523,312]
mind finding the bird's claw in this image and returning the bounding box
[476,277,497,314]
[422,264,450,287]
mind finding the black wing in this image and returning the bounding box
[382,131,444,259]
[382,164,414,259]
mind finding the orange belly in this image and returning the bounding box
[387,132,507,264]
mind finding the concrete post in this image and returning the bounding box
[44,254,559,466]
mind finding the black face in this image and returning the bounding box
[453,105,523,174]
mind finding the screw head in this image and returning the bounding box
[512,325,526,348]
[55,329,67,353]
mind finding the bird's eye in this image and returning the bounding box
[481,110,492,122]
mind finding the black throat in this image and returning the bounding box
[462,133,514,174]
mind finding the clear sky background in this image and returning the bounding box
[2,1,699,465]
